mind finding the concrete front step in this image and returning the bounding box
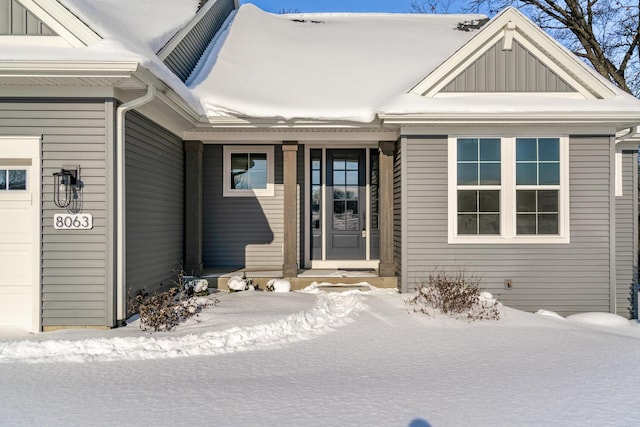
[204,271,398,292]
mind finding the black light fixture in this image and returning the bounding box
[53,166,79,208]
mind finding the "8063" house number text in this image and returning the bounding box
[54,213,93,230]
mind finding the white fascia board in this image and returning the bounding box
[202,116,387,128]
[410,7,615,100]
[0,60,139,77]
[17,0,101,47]
[380,112,640,128]
[183,127,399,142]
[0,35,73,48]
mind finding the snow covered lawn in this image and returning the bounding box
[1,287,639,426]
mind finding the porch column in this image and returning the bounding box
[378,141,395,277]
[282,142,298,277]
[184,140,203,275]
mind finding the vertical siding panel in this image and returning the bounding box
[0,0,54,35]
[441,40,576,93]
[0,100,111,327]
[485,44,496,92]
[125,112,184,298]
[0,0,9,33]
[403,135,612,315]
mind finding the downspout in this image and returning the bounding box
[115,85,156,327]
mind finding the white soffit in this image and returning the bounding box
[409,7,615,100]
[16,0,101,47]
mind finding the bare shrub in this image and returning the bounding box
[406,270,501,321]
[135,267,219,332]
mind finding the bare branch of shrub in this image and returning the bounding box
[134,266,219,332]
[405,269,501,321]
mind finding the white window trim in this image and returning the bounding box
[448,135,570,244]
[223,145,274,197]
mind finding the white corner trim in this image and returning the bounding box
[17,0,102,47]
[615,151,623,197]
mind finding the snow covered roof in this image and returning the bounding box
[1,1,640,127]
[188,4,485,122]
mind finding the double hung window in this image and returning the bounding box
[450,136,568,243]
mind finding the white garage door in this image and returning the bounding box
[0,137,40,333]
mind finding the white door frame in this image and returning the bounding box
[0,136,41,333]
[303,143,379,269]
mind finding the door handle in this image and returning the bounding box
[361,229,367,238]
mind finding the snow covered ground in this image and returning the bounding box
[1,285,639,426]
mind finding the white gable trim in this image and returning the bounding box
[16,0,101,47]
[409,7,615,100]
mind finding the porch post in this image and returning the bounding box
[378,141,395,277]
[282,142,299,277]
[184,140,203,275]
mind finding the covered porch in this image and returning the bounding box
[182,137,398,286]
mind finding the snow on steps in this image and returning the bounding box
[206,269,398,292]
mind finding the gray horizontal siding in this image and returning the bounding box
[163,0,235,81]
[443,40,575,93]
[0,0,55,35]
[0,99,112,327]
[403,135,612,316]
[394,139,402,284]
[615,150,638,318]
[125,112,184,298]
[203,144,283,269]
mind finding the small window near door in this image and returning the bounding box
[223,146,274,197]
[0,169,27,190]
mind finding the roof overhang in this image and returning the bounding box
[0,60,141,87]
[380,112,640,132]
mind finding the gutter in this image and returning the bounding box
[115,85,156,326]
[615,125,639,149]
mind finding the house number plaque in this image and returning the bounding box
[54,213,93,230]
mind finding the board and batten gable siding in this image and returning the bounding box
[0,99,114,327]
[163,0,235,82]
[442,40,575,93]
[401,135,613,315]
[615,150,638,318]
[125,111,184,298]
[0,0,55,35]
[203,144,284,269]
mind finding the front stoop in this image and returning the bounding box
[203,269,398,292]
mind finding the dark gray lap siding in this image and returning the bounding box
[202,144,283,269]
[125,112,184,298]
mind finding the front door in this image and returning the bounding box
[326,149,366,259]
